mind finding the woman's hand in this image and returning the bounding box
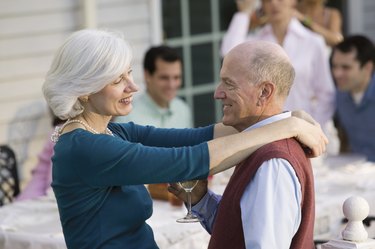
[291,111,328,157]
[292,110,320,126]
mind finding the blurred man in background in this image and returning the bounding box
[116,45,192,128]
[331,35,375,162]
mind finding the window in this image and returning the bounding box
[162,0,236,127]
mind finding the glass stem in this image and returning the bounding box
[186,190,193,216]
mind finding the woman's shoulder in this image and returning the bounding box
[108,121,154,141]
[325,7,342,23]
[108,121,137,136]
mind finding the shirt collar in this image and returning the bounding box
[243,111,291,132]
[260,18,309,40]
[144,92,172,116]
[288,18,310,38]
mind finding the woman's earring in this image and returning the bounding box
[80,96,89,103]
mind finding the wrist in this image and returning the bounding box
[289,116,301,138]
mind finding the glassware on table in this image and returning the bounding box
[176,180,201,223]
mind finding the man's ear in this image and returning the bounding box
[363,61,374,75]
[259,81,275,100]
[144,70,151,86]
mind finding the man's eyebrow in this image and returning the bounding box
[221,76,234,83]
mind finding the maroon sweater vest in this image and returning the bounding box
[208,139,315,249]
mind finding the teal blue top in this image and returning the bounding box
[52,122,213,249]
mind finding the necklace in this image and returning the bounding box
[51,119,113,143]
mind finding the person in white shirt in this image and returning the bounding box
[221,0,338,154]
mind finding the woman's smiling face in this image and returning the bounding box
[86,68,139,117]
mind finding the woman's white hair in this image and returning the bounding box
[42,29,132,120]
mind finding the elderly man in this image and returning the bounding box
[221,0,337,154]
[170,40,315,249]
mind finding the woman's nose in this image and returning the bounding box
[124,80,139,92]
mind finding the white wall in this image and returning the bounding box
[347,0,375,41]
[0,0,154,183]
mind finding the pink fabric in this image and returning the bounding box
[16,135,54,201]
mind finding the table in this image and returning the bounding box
[0,155,374,249]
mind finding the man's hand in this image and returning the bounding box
[168,180,208,205]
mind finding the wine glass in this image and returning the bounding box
[176,180,201,223]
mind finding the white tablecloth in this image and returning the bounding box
[0,193,210,249]
[312,155,375,240]
[0,190,212,249]
[0,154,374,249]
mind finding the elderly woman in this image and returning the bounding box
[42,29,326,249]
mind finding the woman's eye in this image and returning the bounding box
[114,77,123,84]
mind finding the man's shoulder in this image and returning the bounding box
[171,97,189,106]
[131,93,159,111]
[255,139,305,159]
[171,97,191,110]
[289,18,326,46]
[300,26,326,48]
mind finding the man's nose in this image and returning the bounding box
[214,88,226,99]
[332,68,342,79]
[167,78,180,88]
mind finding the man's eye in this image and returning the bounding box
[225,82,235,89]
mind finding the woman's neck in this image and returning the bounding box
[271,17,291,45]
[78,113,111,134]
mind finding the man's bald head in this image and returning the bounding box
[227,41,295,98]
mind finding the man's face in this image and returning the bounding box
[262,0,296,23]
[331,50,369,93]
[145,58,182,107]
[214,54,263,132]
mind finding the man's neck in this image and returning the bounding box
[242,112,291,133]
[351,75,371,95]
[350,76,372,104]
[271,17,292,45]
[147,91,169,109]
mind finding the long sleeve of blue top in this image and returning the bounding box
[51,122,213,249]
